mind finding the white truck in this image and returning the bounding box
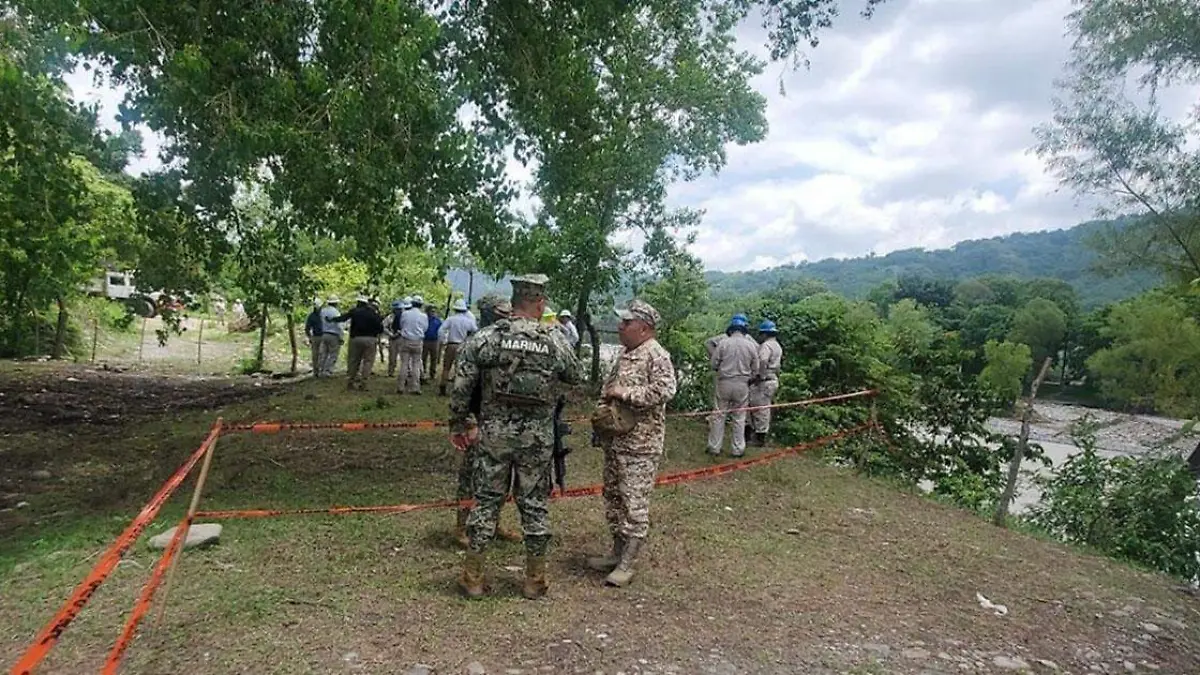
[85,270,163,318]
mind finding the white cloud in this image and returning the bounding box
[670,0,1199,271]
[60,2,1197,273]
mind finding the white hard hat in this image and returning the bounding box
[327,295,340,305]
[411,294,423,305]
[452,299,468,312]
[558,309,572,319]
[402,296,412,305]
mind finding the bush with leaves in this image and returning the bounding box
[978,340,1032,409]
[1029,419,1200,579]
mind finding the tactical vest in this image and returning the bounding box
[485,319,559,407]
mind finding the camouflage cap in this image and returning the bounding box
[615,299,661,328]
[509,273,549,302]
[476,292,512,327]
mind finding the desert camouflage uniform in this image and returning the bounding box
[449,310,584,556]
[599,336,678,540]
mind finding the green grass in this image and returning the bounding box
[2,370,1200,674]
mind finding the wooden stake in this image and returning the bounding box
[154,420,221,630]
[858,401,879,473]
[993,358,1053,527]
[91,318,99,364]
[196,318,204,365]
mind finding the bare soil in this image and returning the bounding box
[1,366,1198,674]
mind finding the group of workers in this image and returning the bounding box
[704,313,784,457]
[304,292,583,395]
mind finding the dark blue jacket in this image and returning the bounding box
[424,315,442,341]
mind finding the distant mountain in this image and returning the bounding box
[705,220,1159,308]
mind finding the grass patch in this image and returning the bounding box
[2,367,1199,673]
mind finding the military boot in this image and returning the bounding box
[458,551,487,599]
[753,432,767,447]
[586,535,625,573]
[453,508,471,548]
[604,537,644,587]
[521,554,548,599]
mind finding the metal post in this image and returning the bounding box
[154,420,222,629]
[196,318,204,365]
[138,317,148,362]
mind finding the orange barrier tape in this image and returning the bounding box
[220,390,877,435]
[195,424,871,521]
[666,389,877,418]
[223,419,447,433]
[10,421,223,675]
[196,498,468,520]
[101,516,191,674]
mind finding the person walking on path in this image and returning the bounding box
[707,315,758,458]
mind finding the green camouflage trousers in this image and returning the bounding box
[466,433,554,556]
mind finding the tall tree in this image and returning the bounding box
[454,0,769,380]
[1035,0,1200,286]
[0,14,138,356]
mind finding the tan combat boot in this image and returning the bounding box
[604,537,643,587]
[521,554,548,599]
[454,508,471,548]
[458,551,487,599]
[586,535,625,573]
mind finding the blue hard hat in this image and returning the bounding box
[391,300,403,309]
[732,313,748,323]
[729,316,749,329]
[759,320,778,333]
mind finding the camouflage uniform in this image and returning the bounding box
[449,278,584,564]
[600,336,677,539]
[454,294,512,505]
[588,300,677,587]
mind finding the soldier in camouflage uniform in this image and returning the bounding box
[451,292,522,547]
[586,299,677,587]
[449,274,585,599]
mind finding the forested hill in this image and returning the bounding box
[705,220,1159,308]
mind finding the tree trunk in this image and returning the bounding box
[255,305,269,371]
[287,311,298,374]
[52,297,68,360]
[993,357,1054,526]
[586,316,601,387]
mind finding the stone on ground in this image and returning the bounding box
[148,523,222,550]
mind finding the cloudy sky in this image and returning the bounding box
[67,0,1197,273]
[669,0,1197,271]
